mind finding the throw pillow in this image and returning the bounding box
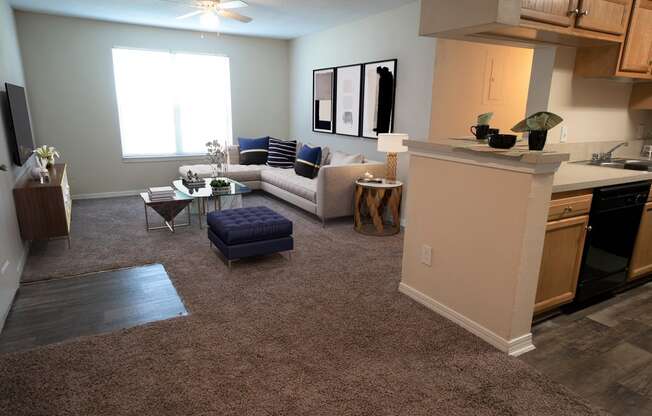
[329,151,364,166]
[295,144,322,179]
[267,138,297,169]
[238,137,269,165]
[320,146,331,166]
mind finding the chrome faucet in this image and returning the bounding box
[592,142,629,163]
[641,145,652,160]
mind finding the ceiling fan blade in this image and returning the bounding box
[219,0,248,9]
[176,10,203,20]
[217,9,252,23]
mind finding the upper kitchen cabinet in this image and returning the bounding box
[419,0,632,48]
[575,0,652,79]
[521,0,579,27]
[522,0,631,34]
[630,82,652,109]
[621,0,652,72]
[574,0,632,35]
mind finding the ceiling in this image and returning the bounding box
[9,0,416,39]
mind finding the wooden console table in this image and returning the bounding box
[14,163,72,247]
[354,179,402,236]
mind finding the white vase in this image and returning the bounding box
[30,166,43,180]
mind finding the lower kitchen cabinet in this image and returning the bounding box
[629,201,652,281]
[535,214,590,314]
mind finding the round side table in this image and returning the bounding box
[354,179,403,236]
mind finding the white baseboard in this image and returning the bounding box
[0,290,15,333]
[0,242,30,333]
[72,189,144,200]
[398,282,535,356]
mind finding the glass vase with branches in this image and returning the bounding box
[206,140,226,178]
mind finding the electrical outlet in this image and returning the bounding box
[1,260,9,276]
[560,126,568,143]
[421,245,432,267]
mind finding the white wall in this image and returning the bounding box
[15,12,290,197]
[288,1,436,182]
[529,46,652,144]
[0,0,30,330]
[429,39,533,140]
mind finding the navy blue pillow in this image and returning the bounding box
[238,137,269,165]
[294,144,322,179]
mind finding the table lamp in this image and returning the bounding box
[377,133,408,182]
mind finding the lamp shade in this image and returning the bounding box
[377,133,408,153]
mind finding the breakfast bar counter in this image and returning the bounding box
[399,139,570,356]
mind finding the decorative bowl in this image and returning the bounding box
[488,134,517,149]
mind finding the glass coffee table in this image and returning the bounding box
[173,178,251,229]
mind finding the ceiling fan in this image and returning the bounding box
[165,0,253,29]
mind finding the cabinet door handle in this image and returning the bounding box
[586,225,593,232]
[568,8,580,16]
[563,206,573,213]
[578,9,589,17]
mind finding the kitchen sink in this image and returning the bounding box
[575,158,652,171]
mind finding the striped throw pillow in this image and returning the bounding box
[267,138,297,169]
[294,144,322,179]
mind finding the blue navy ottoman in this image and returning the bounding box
[207,206,293,268]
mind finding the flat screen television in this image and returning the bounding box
[4,82,35,166]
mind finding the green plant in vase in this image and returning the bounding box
[511,112,563,151]
[34,145,60,168]
[210,178,230,193]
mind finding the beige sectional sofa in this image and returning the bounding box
[179,145,385,222]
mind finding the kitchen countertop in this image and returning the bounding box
[406,139,570,165]
[553,162,652,193]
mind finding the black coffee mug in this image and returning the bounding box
[471,124,490,140]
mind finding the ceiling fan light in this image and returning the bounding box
[199,11,220,30]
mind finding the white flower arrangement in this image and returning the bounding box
[34,145,60,166]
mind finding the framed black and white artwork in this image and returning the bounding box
[361,59,397,139]
[334,65,362,137]
[313,68,335,134]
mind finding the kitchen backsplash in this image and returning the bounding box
[545,140,648,162]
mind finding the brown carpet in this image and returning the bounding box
[1,193,607,415]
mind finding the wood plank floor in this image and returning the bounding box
[0,264,188,354]
[521,281,652,416]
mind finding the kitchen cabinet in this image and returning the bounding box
[574,0,633,35]
[629,200,652,281]
[419,0,631,49]
[620,0,652,72]
[536,215,590,314]
[630,82,652,109]
[620,0,652,73]
[521,0,579,27]
[576,0,652,79]
[535,192,592,314]
[521,0,632,35]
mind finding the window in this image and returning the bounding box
[112,48,233,158]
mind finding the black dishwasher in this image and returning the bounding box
[575,181,651,304]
